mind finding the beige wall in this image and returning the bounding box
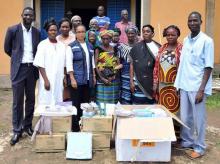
[0,1,24,74]
[214,0,220,64]
[150,0,206,45]
[0,0,219,76]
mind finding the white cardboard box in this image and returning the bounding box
[115,105,186,162]
[66,132,92,160]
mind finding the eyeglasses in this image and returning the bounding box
[76,31,85,34]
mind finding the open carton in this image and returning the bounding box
[114,105,188,162]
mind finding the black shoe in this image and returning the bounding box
[10,134,21,146]
[23,128,34,137]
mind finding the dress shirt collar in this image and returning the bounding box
[120,20,131,24]
[188,31,202,41]
[21,23,32,32]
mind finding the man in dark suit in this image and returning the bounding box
[4,7,40,145]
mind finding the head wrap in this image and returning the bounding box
[85,29,100,47]
[100,30,113,38]
[125,25,139,34]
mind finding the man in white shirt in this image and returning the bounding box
[174,11,214,159]
[4,7,41,145]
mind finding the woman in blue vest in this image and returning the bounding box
[68,25,96,132]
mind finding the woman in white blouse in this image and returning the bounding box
[34,19,73,105]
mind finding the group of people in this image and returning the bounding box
[4,6,214,160]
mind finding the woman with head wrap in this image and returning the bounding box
[95,30,122,107]
[85,19,101,49]
[118,25,139,104]
[85,29,100,49]
[110,28,121,47]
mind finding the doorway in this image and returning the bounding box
[65,0,106,29]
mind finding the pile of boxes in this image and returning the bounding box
[33,111,113,152]
[33,115,72,152]
[32,103,185,162]
[81,115,113,150]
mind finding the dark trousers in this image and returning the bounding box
[132,94,155,105]
[69,83,90,132]
[12,65,36,134]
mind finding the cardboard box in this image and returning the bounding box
[66,132,92,159]
[32,115,72,133]
[32,115,40,128]
[115,105,186,162]
[52,116,72,133]
[35,134,65,152]
[93,133,111,150]
[81,116,113,132]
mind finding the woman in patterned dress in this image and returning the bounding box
[153,25,182,113]
[95,30,122,105]
[118,25,139,104]
[153,25,182,140]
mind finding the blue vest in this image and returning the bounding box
[69,40,94,87]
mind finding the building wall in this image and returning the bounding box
[0,1,24,75]
[214,0,220,64]
[0,0,219,76]
[149,0,206,45]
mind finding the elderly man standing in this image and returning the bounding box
[89,18,99,31]
[174,11,214,159]
[70,15,82,40]
[115,9,133,44]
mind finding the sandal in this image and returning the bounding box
[185,150,204,160]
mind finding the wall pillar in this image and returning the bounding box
[130,0,136,24]
[35,0,41,29]
[24,0,33,7]
[206,0,215,38]
[140,0,150,30]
